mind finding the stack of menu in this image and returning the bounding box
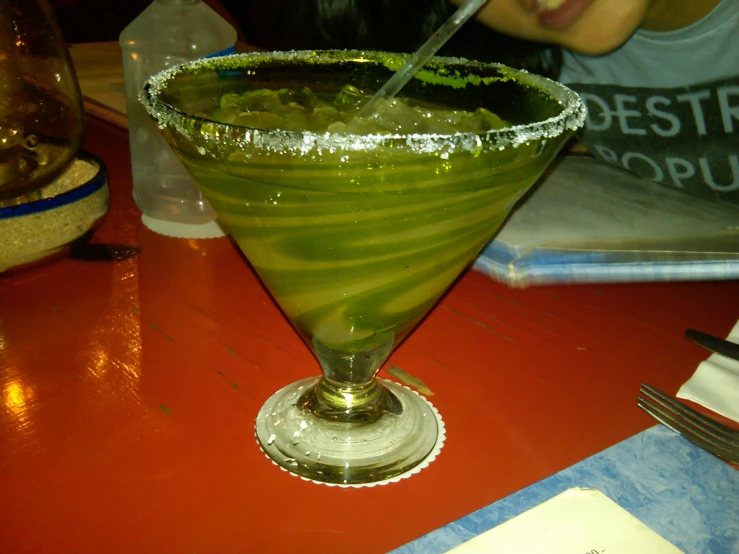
[473,156,739,288]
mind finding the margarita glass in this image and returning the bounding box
[141,51,585,485]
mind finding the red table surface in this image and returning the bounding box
[1,117,737,554]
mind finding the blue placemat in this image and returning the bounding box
[391,425,739,554]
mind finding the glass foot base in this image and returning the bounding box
[255,377,441,486]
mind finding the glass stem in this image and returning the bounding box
[300,336,401,423]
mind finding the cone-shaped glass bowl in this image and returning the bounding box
[141,51,585,485]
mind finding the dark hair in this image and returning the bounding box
[249,0,561,79]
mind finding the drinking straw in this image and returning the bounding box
[354,0,490,120]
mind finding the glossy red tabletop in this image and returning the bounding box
[2,117,738,553]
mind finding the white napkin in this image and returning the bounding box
[677,319,739,424]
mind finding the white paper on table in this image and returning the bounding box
[677,319,739,424]
[446,488,684,554]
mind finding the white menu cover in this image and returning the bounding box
[447,488,683,554]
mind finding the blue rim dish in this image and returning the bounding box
[0,151,107,219]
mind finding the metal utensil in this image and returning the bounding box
[637,383,739,464]
[685,328,739,361]
[69,242,139,262]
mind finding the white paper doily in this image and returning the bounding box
[142,215,226,239]
[256,382,445,488]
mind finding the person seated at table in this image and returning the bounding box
[465,0,738,205]
[225,0,738,205]
[222,0,560,76]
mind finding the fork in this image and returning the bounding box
[637,383,739,464]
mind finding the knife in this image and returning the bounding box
[685,328,739,361]
[70,242,140,262]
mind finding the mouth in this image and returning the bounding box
[533,0,595,29]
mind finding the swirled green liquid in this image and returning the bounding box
[148,53,580,357]
[181,130,544,354]
[171,84,555,354]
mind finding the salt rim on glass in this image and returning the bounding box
[139,50,587,162]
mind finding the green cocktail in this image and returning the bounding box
[141,50,585,485]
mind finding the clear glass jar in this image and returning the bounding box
[0,0,83,204]
[120,0,237,226]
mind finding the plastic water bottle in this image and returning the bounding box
[120,0,236,230]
